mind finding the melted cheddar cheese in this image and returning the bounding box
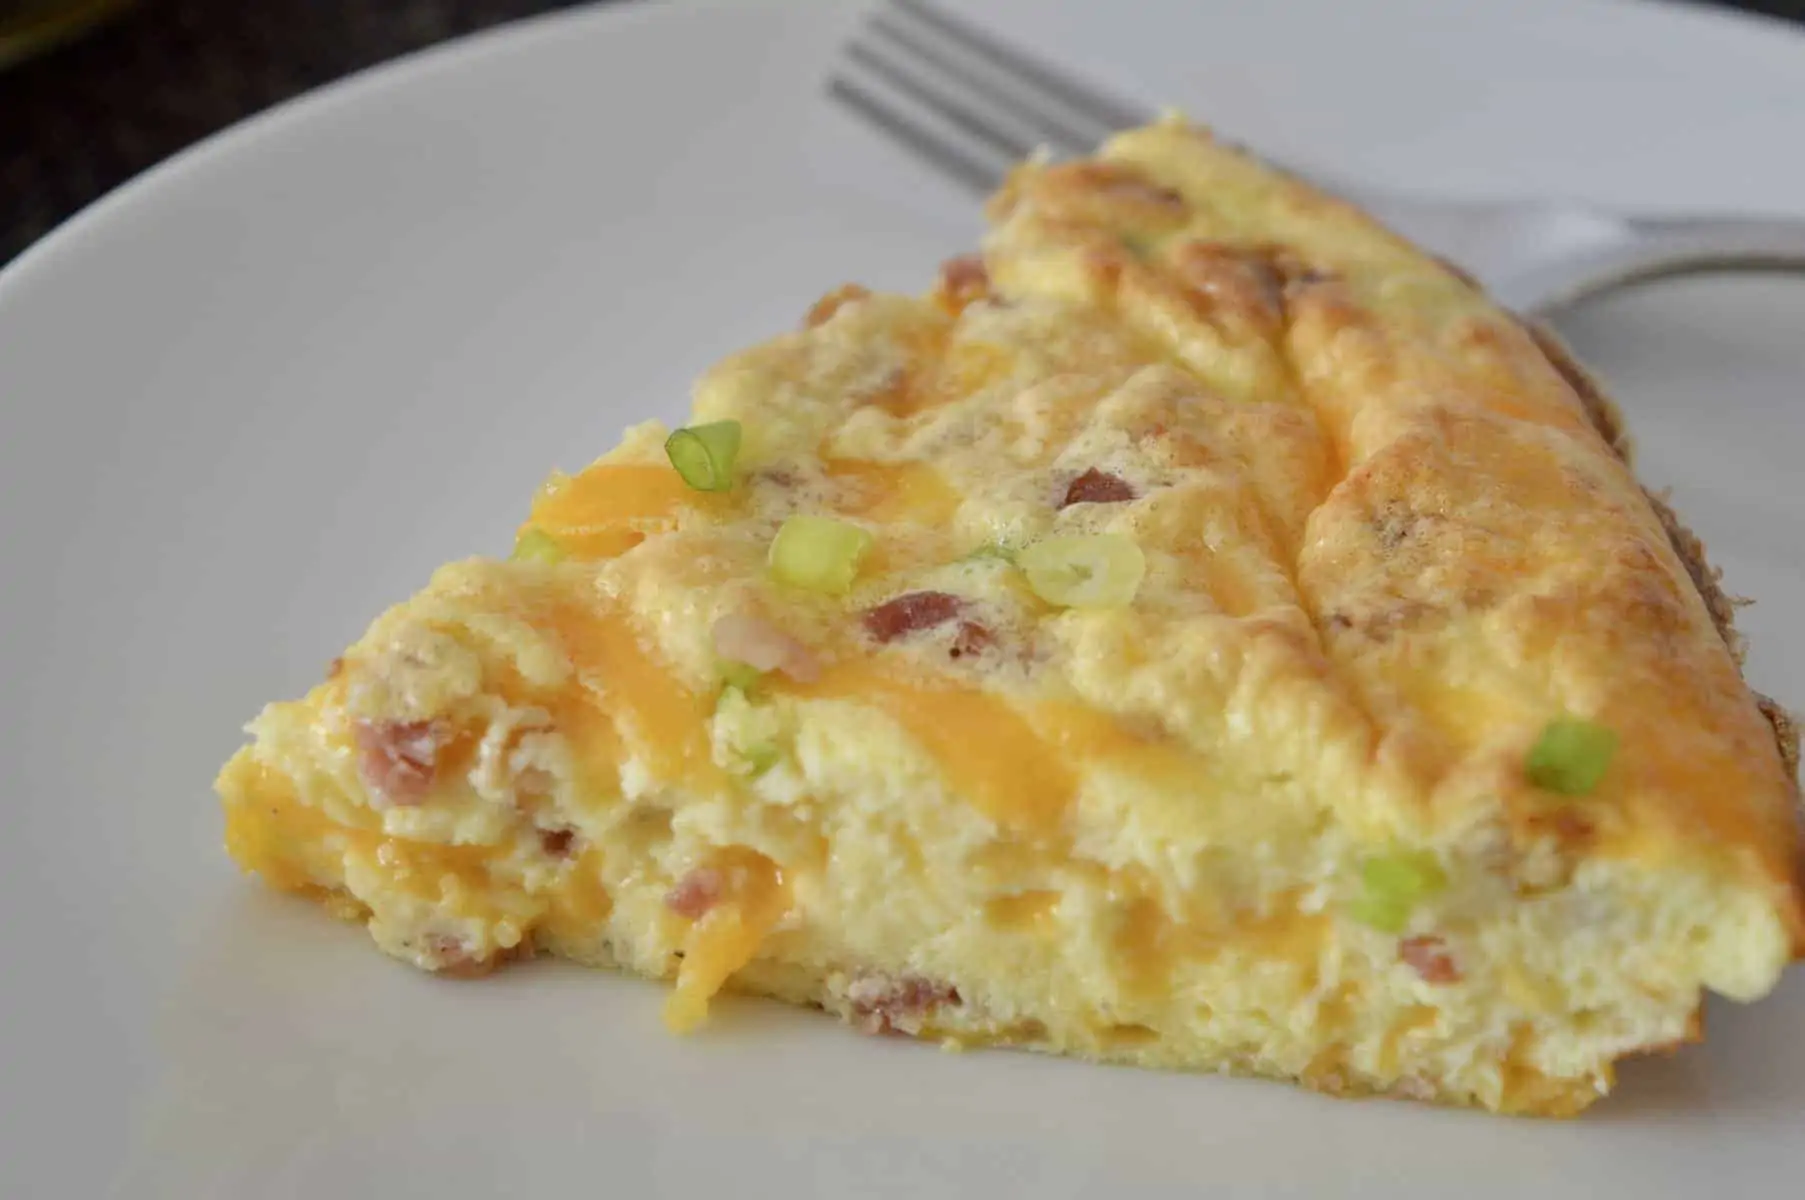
[665,848,790,1032]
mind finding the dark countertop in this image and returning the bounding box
[2,0,1801,267]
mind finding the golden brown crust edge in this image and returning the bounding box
[986,120,1805,964]
[1524,321,1805,952]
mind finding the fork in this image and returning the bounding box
[828,0,1805,316]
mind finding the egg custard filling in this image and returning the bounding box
[217,117,1803,1117]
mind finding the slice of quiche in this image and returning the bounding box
[217,116,1803,1116]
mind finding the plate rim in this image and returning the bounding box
[5,1,1805,1194]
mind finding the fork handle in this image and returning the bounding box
[1509,213,1805,313]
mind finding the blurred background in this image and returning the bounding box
[1,0,1802,268]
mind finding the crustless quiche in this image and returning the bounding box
[217,118,1805,1116]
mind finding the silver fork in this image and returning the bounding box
[828,0,1805,316]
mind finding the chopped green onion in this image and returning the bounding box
[510,527,565,564]
[1526,717,1617,796]
[719,661,763,694]
[768,515,874,595]
[712,685,783,778]
[1018,534,1145,609]
[1349,851,1447,934]
[664,420,743,492]
[964,542,1018,564]
[742,742,783,777]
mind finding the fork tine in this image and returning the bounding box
[844,41,1036,164]
[888,0,1150,136]
[865,14,1098,157]
[826,75,1006,196]
[829,0,1156,199]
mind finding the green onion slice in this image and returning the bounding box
[743,742,783,776]
[768,515,874,595]
[664,420,743,493]
[1349,851,1447,933]
[1525,716,1617,796]
[1018,534,1146,609]
[719,660,764,694]
[510,527,565,564]
[963,542,1018,564]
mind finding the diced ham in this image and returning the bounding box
[846,972,961,1035]
[711,613,821,684]
[949,621,994,660]
[1398,936,1461,984]
[1061,468,1136,507]
[861,591,964,642]
[354,718,450,807]
[426,933,530,979]
[666,867,724,920]
[863,592,996,660]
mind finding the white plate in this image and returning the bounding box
[3,1,1804,1195]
